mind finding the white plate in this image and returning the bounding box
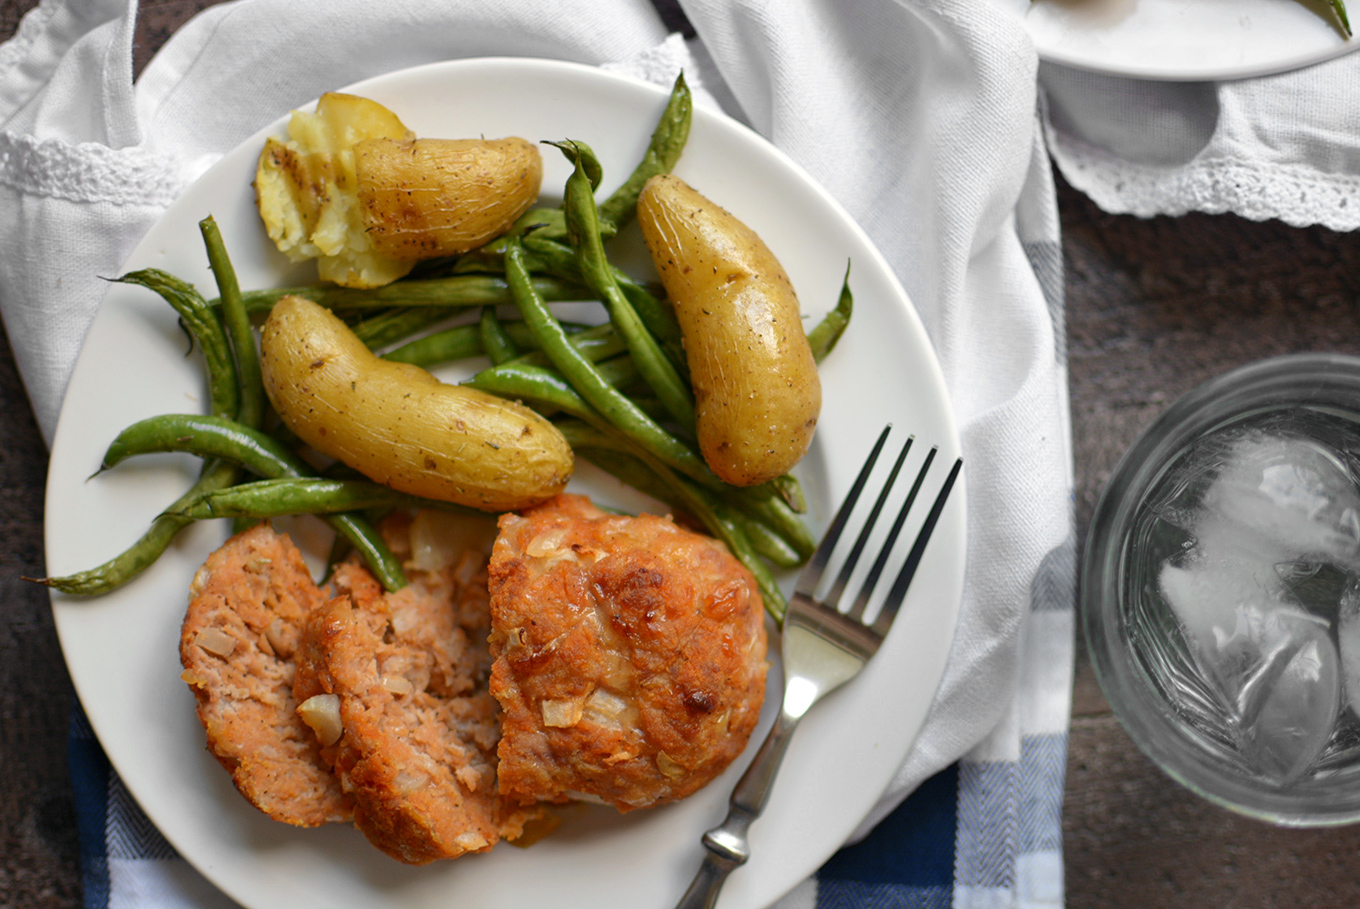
[1000,0,1360,80]
[45,58,965,909]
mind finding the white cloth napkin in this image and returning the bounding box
[0,1,1075,906]
[1041,51,1360,228]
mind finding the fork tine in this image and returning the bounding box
[821,435,913,614]
[844,445,936,622]
[793,425,892,600]
[870,455,963,636]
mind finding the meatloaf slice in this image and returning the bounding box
[180,523,352,827]
[294,512,540,864]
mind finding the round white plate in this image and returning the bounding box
[46,58,965,909]
[1001,0,1359,80]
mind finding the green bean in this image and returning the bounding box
[808,262,854,363]
[101,414,407,591]
[200,217,263,429]
[500,323,628,371]
[727,483,816,558]
[383,323,484,367]
[1332,0,1351,36]
[234,274,589,315]
[478,306,520,365]
[597,72,692,236]
[463,361,597,422]
[561,419,800,569]
[521,233,688,375]
[550,140,695,430]
[737,516,803,569]
[383,320,604,370]
[505,239,708,476]
[353,306,458,349]
[169,477,474,521]
[115,269,238,421]
[41,460,239,596]
[771,473,808,514]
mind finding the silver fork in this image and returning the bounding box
[674,425,963,909]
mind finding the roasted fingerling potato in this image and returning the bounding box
[355,137,542,260]
[260,295,573,512]
[255,93,542,288]
[637,174,821,487]
[255,92,416,289]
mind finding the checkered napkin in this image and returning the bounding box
[1040,53,1360,228]
[2,0,1074,906]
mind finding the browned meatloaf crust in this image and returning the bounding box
[488,494,769,812]
[294,512,540,864]
[179,523,353,827]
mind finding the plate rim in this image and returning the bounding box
[1009,0,1360,81]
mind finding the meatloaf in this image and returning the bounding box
[488,494,768,811]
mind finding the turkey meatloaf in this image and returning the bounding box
[488,494,769,812]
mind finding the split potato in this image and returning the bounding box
[355,137,542,260]
[255,92,415,288]
[260,295,573,512]
[637,174,821,487]
[255,93,542,288]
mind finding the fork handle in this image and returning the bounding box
[674,706,803,909]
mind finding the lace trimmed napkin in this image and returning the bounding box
[1041,51,1360,229]
[1,0,1075,906]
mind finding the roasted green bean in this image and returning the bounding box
[808,262,854,363]
[101,413,406,591]
[234,273,589,315]
[115,269,238,421]
[597,72,692,236]
[200,216,263,429]
[41,460,239,596]
[169,477,474,521]
[549,139,694,430]
[478,306,520,365]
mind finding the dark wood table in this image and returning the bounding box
[5,2,1360,906]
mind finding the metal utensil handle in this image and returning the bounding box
[674,706,802,909]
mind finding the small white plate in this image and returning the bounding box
[45,58,966,909]
[999,0,1359,80]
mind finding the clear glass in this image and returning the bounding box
[1084,353,1360,825]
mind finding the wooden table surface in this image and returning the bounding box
[5,2,1360,906]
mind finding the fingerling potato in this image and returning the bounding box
[254,92,416,289]
[637,174,821,487]
[354,137,543,260]
[260,295,572,511]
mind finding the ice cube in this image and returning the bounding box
[1238,621,1340,785]
[1201,432,1360,570]
[1159,556,1341,783]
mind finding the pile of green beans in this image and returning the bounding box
[43,72,854,623]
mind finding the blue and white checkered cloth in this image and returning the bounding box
[6,0,1074,906]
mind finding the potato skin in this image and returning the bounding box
[637,174,821,487]
[260,295,572,511]
[355,137,542,261]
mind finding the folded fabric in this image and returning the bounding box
[1,0,1075,906]
[1041,52,1360,229]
